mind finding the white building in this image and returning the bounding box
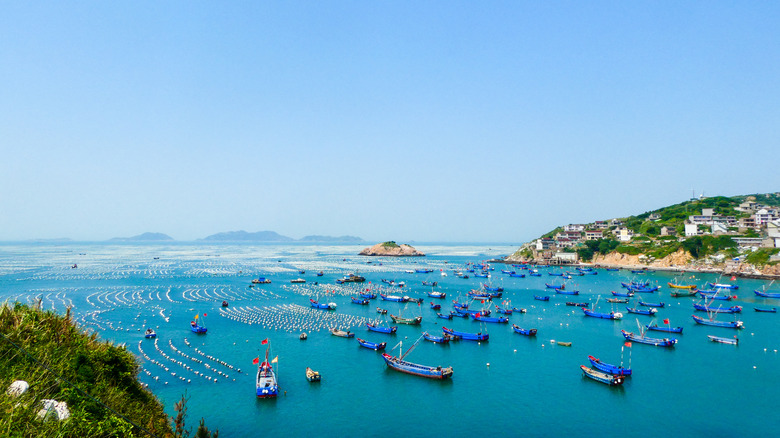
[684,223,699,237]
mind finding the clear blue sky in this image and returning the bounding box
[1,2,778,242]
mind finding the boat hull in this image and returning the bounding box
[382,354,453,379]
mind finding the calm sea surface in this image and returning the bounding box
[1,243,778,437]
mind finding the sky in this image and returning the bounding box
[1,2,778,243]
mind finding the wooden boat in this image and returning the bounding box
[436,312,453,320]
[692,314,743,329]
[566,302,588,307]
[471,314,508,323]
[607,298,629,303]
[621,330,677,347]
[336,274,366,284]
[556,290,580,295]
[299,333,308,340]
[453,301,469,309]
[450,310,469,318]
[380,293,409,302]
[330,328,355,338]
[291,278,306,284]
[708,335,738,345]
[306,367,321,382]
[754,290,780,298]
[693,303,742,313]
[580,365,625,386]
[390,314,422,325]
[511,324,537,336]
[754,307,777,313]
[671,289,698,297]
[638,301,664,308]
[256,345,278,398]
[708,282,738,290]
[534,295,550,301]
[144,329,157,339]
[646,323,683,334]
[376,307,388,314]
[351,297,369,305]
[626,307,657,316]
[668,282,697,290]
[422,332,451,344]
[407,297,423,304]
[357,337,386,350]
[382,341,453,379]
[557,341,572,347]
[588,355,631,376]
[221,300,229,307]
[366,323,396,334]
[442,326,488,341]
[582,308,623,320]
[310,299,336,310]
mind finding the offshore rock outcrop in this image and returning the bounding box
[359,241,425,257]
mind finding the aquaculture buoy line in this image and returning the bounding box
[219,304,379,333]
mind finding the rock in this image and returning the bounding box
[359,241,425,257]
[37,400,70,421]
[6,380,29,398]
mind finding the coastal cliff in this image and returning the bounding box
[359,241,425,257]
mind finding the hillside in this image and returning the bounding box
[507,193,780,277]
[359,241,425,256]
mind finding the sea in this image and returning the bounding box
[1,242,778,437]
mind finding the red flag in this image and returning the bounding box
[663,319,669,325]
[624,342,632,347]
[203,313,207,317]
[730,276,736,281]
[733,296,737,299]
[418,301,421,306]
[261,338,268,345]
[252,357,259,364]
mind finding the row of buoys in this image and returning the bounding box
[191,345,241,374]
[170,341,234,380]
[150,338,222,383]
[218,304,378,333]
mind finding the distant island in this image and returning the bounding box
[200,231,294,242]
[505,193,780,278]
[109,232,174,242]
[359,241,425,256]
[299,235,364,243]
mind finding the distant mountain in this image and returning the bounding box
[298,235,364,243]
[109,232,174,242]
[200,230,294,242]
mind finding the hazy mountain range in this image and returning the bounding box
[107,231,363,242]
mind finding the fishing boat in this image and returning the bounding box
[442,327,488,341]
[381,338,453,379]
[360,292,377,299]
[464,308,490,317]
[252,277,272,284]
[607,298,629,303]
[366,323,396,334]
[471,314,508,323]
[305,367,321,382]
[512,307,527,314]
[357,337,386,350]
[495,306,513,314]
[422,332,451,344]
[450,310,469,318]
[754,290,780,298]
[548,272,563,277]
[605,268,619,271]
[144,328,157,339]
[668,282,697,290]
[583,308,623,320]
[557,341,572,347]
[534,295,550,301]
[436,312,453,319]
[580,366,625,386]
[529,272,542,277]
[221,300,229,307]
[422,281,438,287]
[483,285,504,292]
[627,285,659,293]
[299,333,308,340]
[638,300,664,308]
[693,303,742,313]
[708,282,738,290]
[330,328,355,338]
[415,269,434,273]
[511,325,537,336]
[754,307,777,313]
[698,290,734,300]
[556,289,580,295]
[566,302,589,307]
[291,278,306,284]
[692,314,743,329]
[670,289,698,297]
[646,323,683,334]
[316,271,324,277]
[612,291,635,298]
[190,319,207,334]
[588,355,632,376]
[390,314,422,325]
[708,335,738,345]
[255,344,279,398]
[335,274,366,284]
[545,283,565,289]
[379,293,409,302]
[310,299,336,310]
[427,291,446,299]
[430,302,441,310]
[626,307,657,316]
[621,330,677,347]
[509,273,526,278]
[351,297,369,305]
[376,307,388,314]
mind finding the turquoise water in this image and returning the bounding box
[1,242,779,437]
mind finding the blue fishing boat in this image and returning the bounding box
[483,285,504,292]
[427,291,446,299]
[255,345,279,398]
[693,303,742,313]
[630,270,646,274]
[379,293,409,302]
[366,322,397,334]
[646,323,683,334]
[501,269,514,274]
[356,337,386,350]
[566,302,589,307]
[606,268,620,271]
[310,299,336,310]
[467,290,492,299]
[422,281,438,286]
[422,332,451,344]
[442,326,489,341]
[449,310,469,318]
[621,330,677,347]
[698,291,734,301]
[754,290,780,298]
[548,272,563,276]
[471,313,508,323]
[474,273,489,278]
[430,302,441,310]
[464,309,490,317]
[190,320,207,334]
[415,269,434,273]
[390,314,422,325]
[316,271,324,277]
[580,365,625,385]
[453,301,469,309]
[436,312,453,320]
[612,290,635,298]
[511,324,537,336]
[754,307,777,313]
[360,292,377,299]
[626,307,657,316]
[708,335,738,345]
[622,280,650,289]
[708,282,738,290]
[556,289,580,295]
[351,297,369,305]
[692,314,743,329]
[144,328,157,339]
[627,285,660,293]
[330,329,354,338]
[381,340,453,379]
[582,308,623,320]
[534,295,550,301]
[376,307,387,314]
[495,307,513,314]
[588,355,631,376]
[509,273,526,278]
[545,283,565,289]
[638,301,665,308]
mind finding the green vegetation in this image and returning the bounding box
[745,248,780,266]
[576,239,620,262]
[381,241,400,248]
[0,303,215,437]
[680,235,737,258]
[541,227,562,239]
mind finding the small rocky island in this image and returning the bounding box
[359,241,425,257]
